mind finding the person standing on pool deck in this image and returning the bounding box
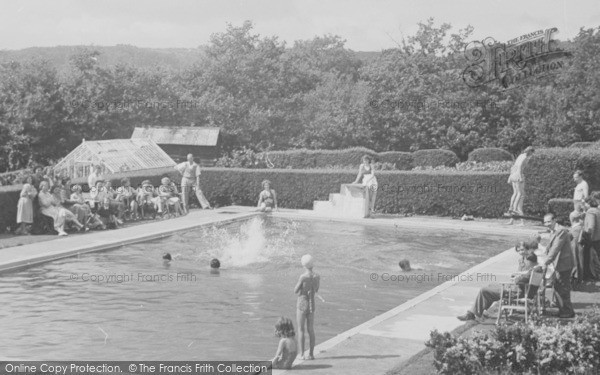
[573,170,589,213]
[295,254,320,360]
[543,213,576,318]
[353,154,378,217]
[176,153,201,213]
[506,146,534,225]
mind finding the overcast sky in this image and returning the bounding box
[1,0,599,51]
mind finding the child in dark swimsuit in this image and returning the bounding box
[257,180,278,212]
[270,317,298,369]
[294,254,320,360]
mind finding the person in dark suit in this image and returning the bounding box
[543,213,575,318]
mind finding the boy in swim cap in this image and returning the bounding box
[294,254,320,360]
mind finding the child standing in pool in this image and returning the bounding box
[295,254,320,360]
[270,317,298,369]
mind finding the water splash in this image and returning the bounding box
[199,217,298,268]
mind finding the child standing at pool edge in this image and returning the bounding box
[257,180,278,212]
[270,317,298,369]
[295,254,320,360]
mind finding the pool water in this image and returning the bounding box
[0,216,511,360]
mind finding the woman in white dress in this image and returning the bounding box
[353,155,378,217]
[16,176,37,235]
[506,146,534,225]
[38,181,86,236]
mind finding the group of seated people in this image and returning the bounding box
[15,173,192,236]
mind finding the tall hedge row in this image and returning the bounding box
[198,169,511,218]
[0,168,511,232]
[523,148,600,216]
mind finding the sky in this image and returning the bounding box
[1,0,599,51]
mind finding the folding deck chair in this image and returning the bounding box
[496,266,545,325]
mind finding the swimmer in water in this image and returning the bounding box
[398,259,423,271]
[163,252,172,261]
[210,258,221,275]
[399,259,412,271]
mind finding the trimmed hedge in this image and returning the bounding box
[377,151,414,170]
[413,149,460,168]
[523,148,600,216]
[0,168,512,230]
[467,148,514,163]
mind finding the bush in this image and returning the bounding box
[413,161,513,173]
[468,148,514,163]
[523,148,600,217]
[0,185,21,233]
[413,149,460,168]
[215,147,268,169]
[426,307,600,375]
[260,147,377,169]
[377,151,414,170]
[569,142,596,148]
[548,198,574,225]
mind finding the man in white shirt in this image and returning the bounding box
[573,170,589,212]
[175,153,211,211]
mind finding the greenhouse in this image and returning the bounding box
[53,138,176,180]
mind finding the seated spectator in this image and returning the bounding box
[32,166,54,190]
[90,180,107,207]
[458,243,540,321]
[137,180,159,216]
[15,176,37,235]
[257,179,278,212]
[97,197,120,229]
[117,177,139,220]
[158,177,184,216]
[71,184,105,230]
[38,181,86,236]
[105,180,125,223]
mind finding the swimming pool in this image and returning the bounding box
[0,216,511,360]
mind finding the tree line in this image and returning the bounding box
[1,19,599,172]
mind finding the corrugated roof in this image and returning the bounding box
[54,138,176,174]
[131,126,220,146]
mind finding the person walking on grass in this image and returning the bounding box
[506,146,534,225]
[295,254,320,360]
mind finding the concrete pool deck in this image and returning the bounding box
[0,207,542,373]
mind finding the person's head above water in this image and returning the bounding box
[301,254,314,269]
[163,253,172,261]
[210,258,220,269]
[399,259,412,271]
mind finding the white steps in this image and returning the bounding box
[313,184,369,218]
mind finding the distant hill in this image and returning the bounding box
[0,44,381,71]
[0,45,206,71]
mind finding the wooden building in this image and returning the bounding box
[131,126,220,165]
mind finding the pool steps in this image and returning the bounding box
[313,184,370,218]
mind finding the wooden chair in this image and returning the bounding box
[496,267,545,325]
